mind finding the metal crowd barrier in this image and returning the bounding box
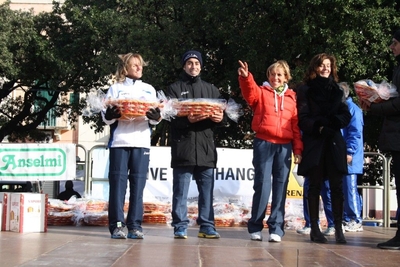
[84,144,108,196]
[358,152,392,228]
[76,146,396,228]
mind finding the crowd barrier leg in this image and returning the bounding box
[358,152,391,228]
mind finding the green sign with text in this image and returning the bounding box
[0,144,76,181]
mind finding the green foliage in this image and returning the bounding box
[0,0,399,150]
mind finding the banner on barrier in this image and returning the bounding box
[90,146,303,203]
[89,146,307,228]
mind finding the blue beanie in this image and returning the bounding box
[181,50,203,66]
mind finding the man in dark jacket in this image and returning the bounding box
[166,50,226,239]
[360,29,400,250]
[57,180,82,201]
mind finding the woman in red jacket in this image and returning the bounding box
[238,60,303,242]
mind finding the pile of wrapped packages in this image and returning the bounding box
[48,198,109,226]
[47,197,252,227]
[48,198,176,226]
[47,197,310,229]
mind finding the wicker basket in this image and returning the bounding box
[83,212,109,226]
[214,217,235,227]
[172,100,226,117]
[142,213,169,224]
[85,200,108,212]
[47,211,75,226]
[143,202,171,213]
[106,99,160,120]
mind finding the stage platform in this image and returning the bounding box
[1,224,399,267]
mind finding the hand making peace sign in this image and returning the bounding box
[238,60,249,78]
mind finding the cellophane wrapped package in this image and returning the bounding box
[354,79,398,103]
[162,97,243,123]
[82,89,164,121]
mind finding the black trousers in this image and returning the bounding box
[307,145,344,226]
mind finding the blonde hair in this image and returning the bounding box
[266,60,292,83]
[115,53,148,82]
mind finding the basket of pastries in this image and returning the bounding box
[143,213,169,224]
[47,211,75,226]
[354,79,398,103]
[105,98,160,120]
[143,202,171,213]
[83,211,109,226]
[171,98,226,117]
[214,215,235,227]
[47,199,76,226]
[85,199,108,212]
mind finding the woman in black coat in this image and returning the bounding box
[296,53,351,244]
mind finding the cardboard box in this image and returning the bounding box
[1,193,11,231]
[9,193,48,233]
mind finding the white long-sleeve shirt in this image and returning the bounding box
[102,78,158,148]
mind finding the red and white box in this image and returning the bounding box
[1,193,11,231]
[9,193,48,233]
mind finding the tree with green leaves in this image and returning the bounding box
[0,0,399,150]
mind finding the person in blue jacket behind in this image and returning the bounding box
[339,82,364,232]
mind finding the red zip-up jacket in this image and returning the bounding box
[239,73,303,155]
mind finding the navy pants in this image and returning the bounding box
[247,138,292,237]
[108,147,149,234]
[171,166,215,232]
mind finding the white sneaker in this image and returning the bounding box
[322,227,335,236]
[111,226,127,239]
[268,233,281,242]
[296,226,311,235]
[344,220,363,232]
[250,231,262,241]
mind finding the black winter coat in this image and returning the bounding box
[296,77,351,176]
[368,59,400,152]
[166,73,227,168]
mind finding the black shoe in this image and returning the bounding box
[335,228,347,244]
[377,236,400,250]
[310,228,328,243]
